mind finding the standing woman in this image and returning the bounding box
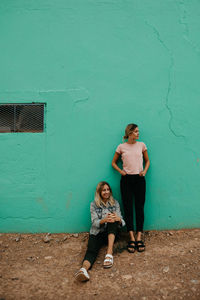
[112,124,150,253]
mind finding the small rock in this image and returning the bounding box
[15,237,20,242]
[191,279,199,284]
[96,261,101,264]
[122,274,132,280]
[44,256,53,260]
[71,233,78,238]
[189,250,193,253]
[63,236,68,241]
[11,277,19,280]
[43,235,51,243]
[55,239,60,243]
[130,262,134,266]
[27,256,36,261]
[163,266,169,273]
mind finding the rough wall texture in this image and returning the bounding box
[0,0,200,232]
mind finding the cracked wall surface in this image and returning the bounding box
[0,0,200,232]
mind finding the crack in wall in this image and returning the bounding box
[176,0,200,56]
[146,22,185,139]
[67,87,90,105]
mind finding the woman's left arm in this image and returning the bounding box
[113,201,126,227]
[139,150,150,177]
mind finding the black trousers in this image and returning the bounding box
[83,222,118,268]
[120,174,146,232]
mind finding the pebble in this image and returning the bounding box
[43,235,51,243]
[71,233,78,238]
[63,236,68,241]
[191,279,199,284]
[15,237,20,242]
[27,256,35,261]
[163,266,169,273]
[122,274,132,280]
[44,256,53,260]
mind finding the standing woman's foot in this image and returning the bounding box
[127,240,137,253]
[136,240,145,252]
[136,232,145,252]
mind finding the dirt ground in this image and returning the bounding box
[0,229,200,300]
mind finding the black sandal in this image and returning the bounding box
[127,241,137,253]
[136,240,145,252]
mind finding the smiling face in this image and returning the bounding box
[100,184,111,201]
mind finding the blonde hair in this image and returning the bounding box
[123,123,138,140]
[94,181,115,207]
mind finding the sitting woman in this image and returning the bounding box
[75,181,125,282]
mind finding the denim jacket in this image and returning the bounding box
[89,199,125,235]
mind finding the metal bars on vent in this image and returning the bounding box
[0,103,45,133]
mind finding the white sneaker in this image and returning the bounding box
[75,267,90,282]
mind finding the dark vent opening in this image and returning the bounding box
[0,103,45,133]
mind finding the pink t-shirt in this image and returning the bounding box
[116,142,147,175]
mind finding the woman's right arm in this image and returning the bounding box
[112,152,126,176]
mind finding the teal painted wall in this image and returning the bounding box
[0,0,200,232]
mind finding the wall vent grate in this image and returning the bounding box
[0,103,45,133]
